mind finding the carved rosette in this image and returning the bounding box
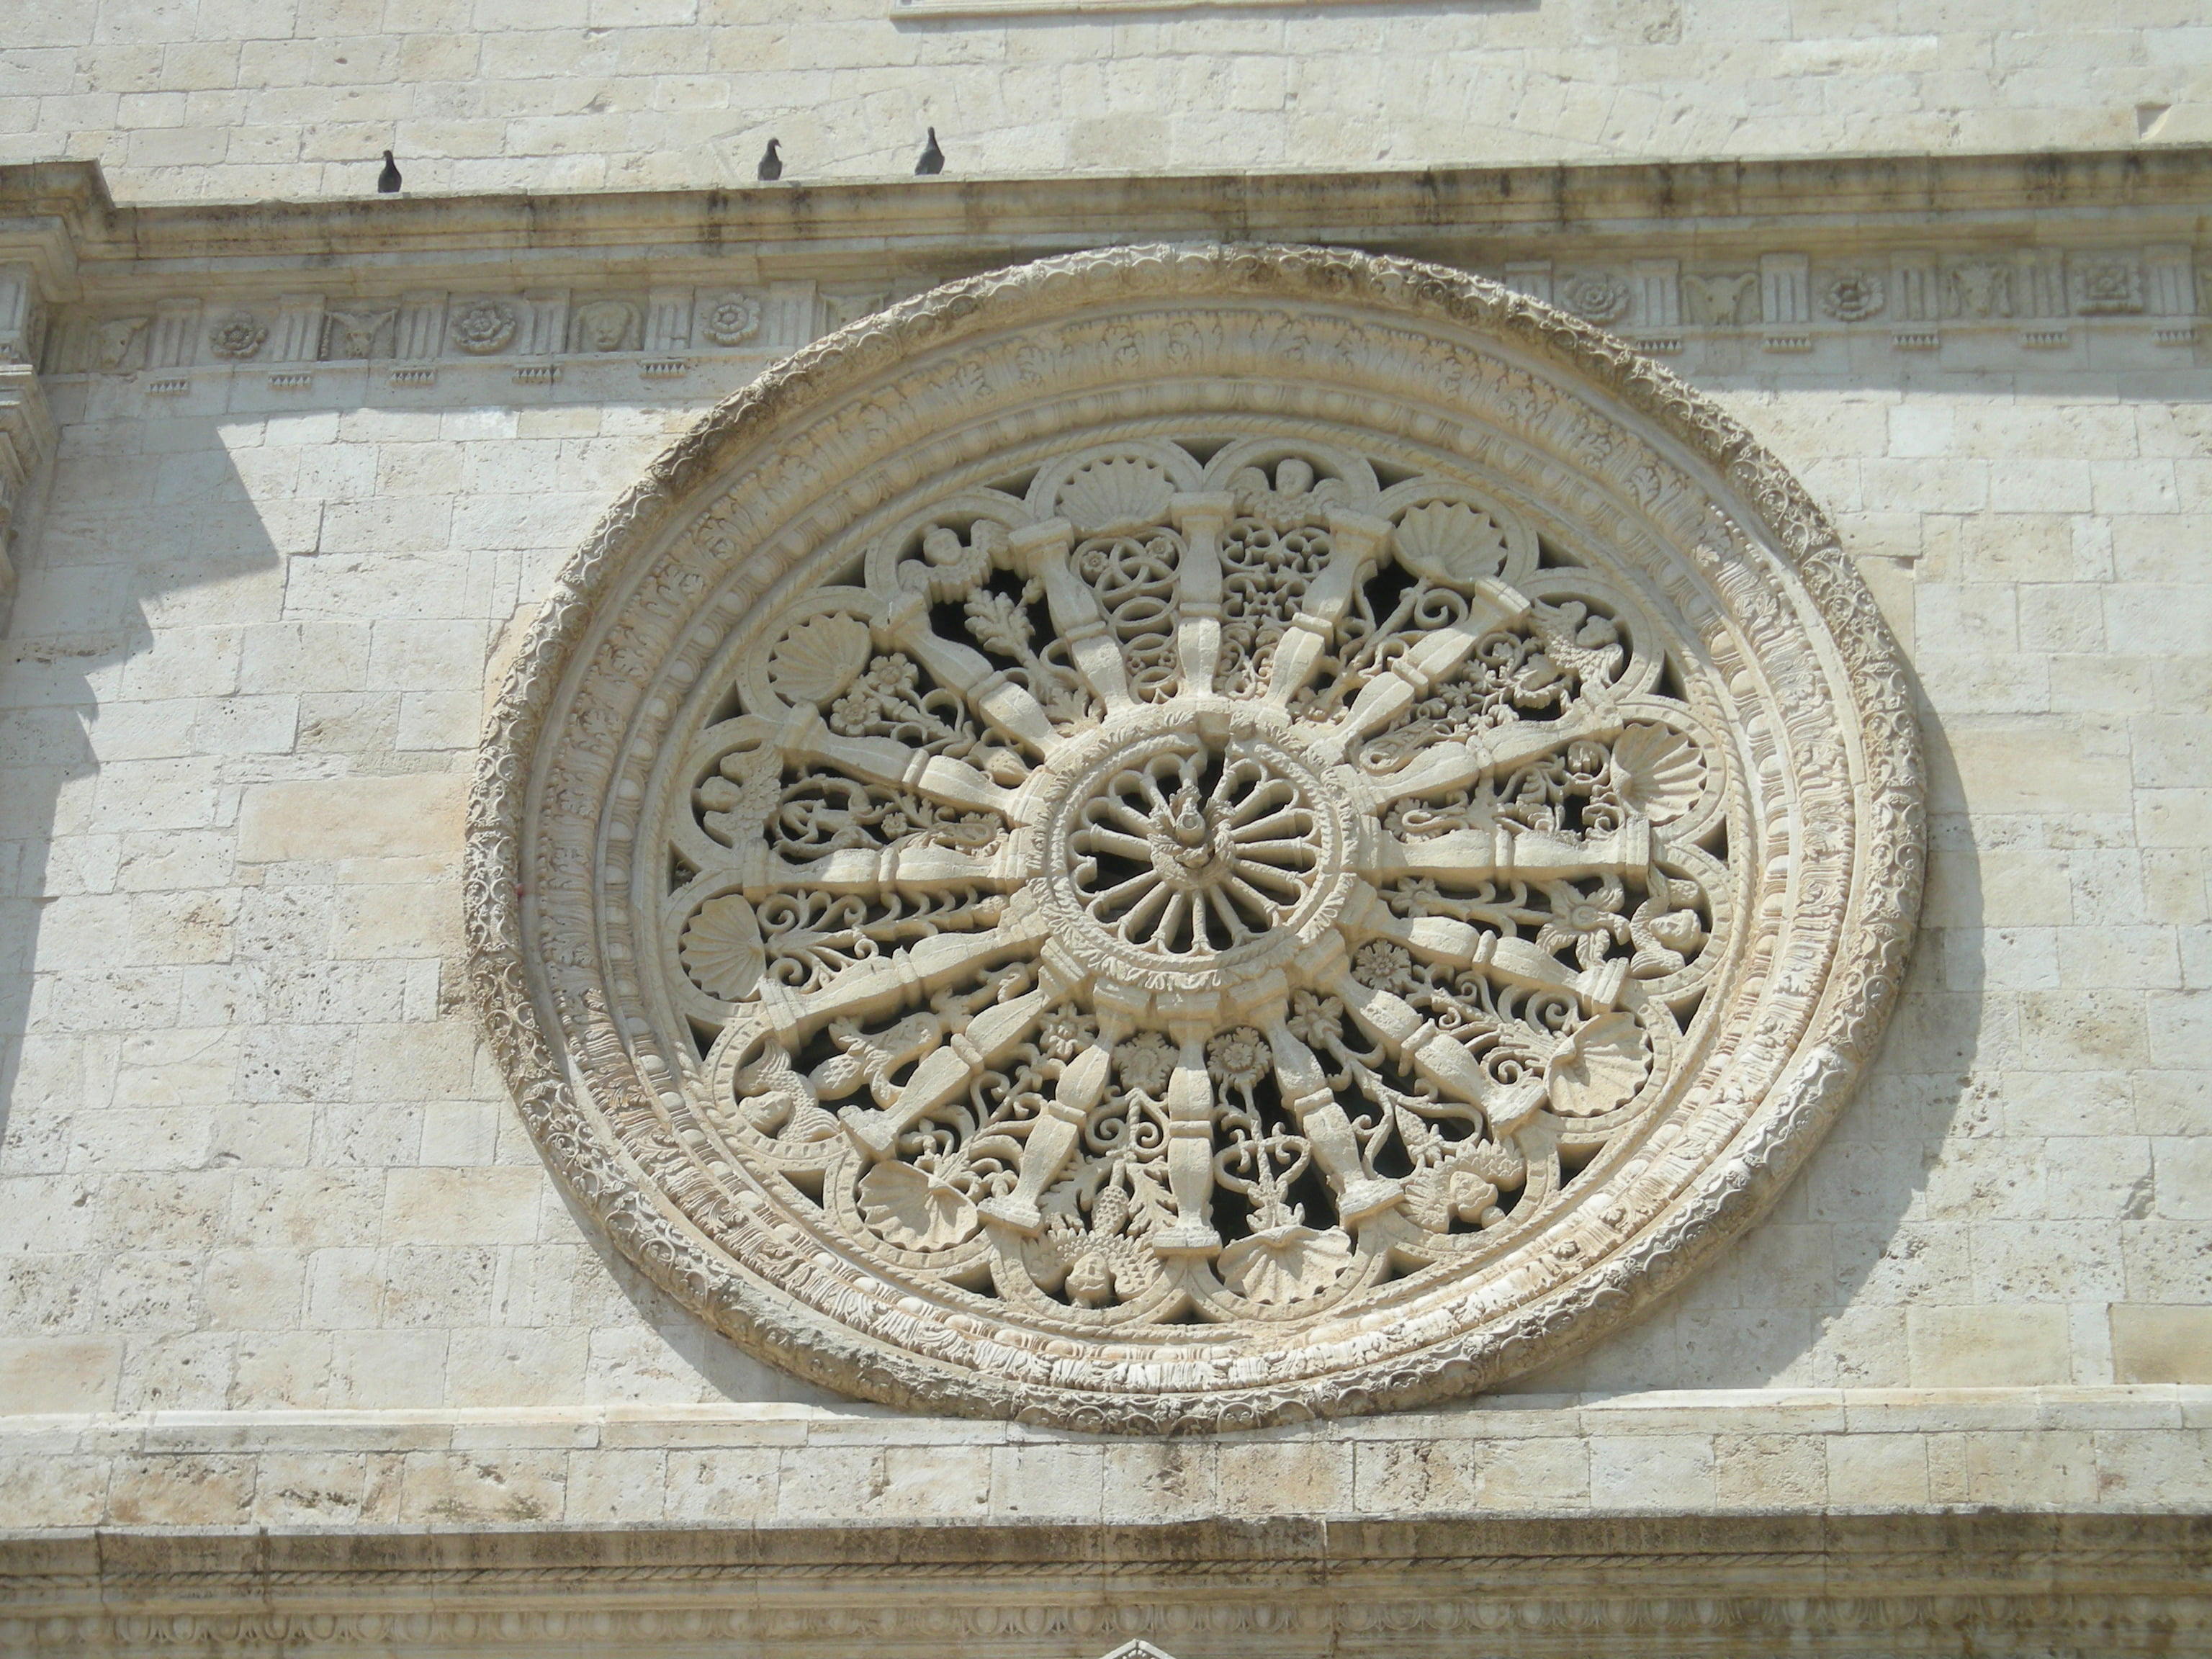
[469,244,1923,1430]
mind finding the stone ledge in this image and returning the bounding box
[4,1384,2206,1449]
[5,149,2212,279]
[2,1389,2208,1532]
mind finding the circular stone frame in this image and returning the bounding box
[467,243,1924,1431]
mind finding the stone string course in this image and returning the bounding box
[25,238,2207,385]
[3,1509,2210,1657]
[2,1391,2210,1530]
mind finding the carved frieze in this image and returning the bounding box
[467,243,1923,1430]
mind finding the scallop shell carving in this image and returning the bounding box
[768,613,872,706]
[1055,456,1175,534]
[1216,1224,1355,1306]
[858,1160,981,1251]
[1390,500,1514,588]
[678,894,765,1002]
[1545,1012,1651,1118]
[1612,723,1708,824]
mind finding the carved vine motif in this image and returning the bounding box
[471,243,1924,1431]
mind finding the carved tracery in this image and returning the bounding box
[658,439,1734,1328]
[472,244,1923,1430]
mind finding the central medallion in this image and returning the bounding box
[1080,738,1308,943]
[1033,708,1358,1015]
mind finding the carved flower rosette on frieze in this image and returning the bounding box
[469,245,1923,1430]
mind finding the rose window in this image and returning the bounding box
[473,246,1923,1429]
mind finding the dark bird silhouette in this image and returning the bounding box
[376,150,402,194]
[915,127,944,176]
[756,138,783,181]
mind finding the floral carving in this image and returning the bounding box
[469,243,1923,1431]
[1820,271,1886,323]
[449,297,518,355]
[208,313,268,360]
[704,292,764,346]
[1557,272,1629,323]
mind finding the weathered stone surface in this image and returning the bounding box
[471,240,1920,1429]
[0,145,2203,1627]
[3,1508,2209,1656]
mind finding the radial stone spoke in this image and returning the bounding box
[1079,827,1154,862]
[1010,518,1136,712]
[979,1033,1122,1236]
[1233,835,1316,863]
[1322,580,1532,751]
[1232,803,1305,837]
[1367,819,1652,885]
[1095,869,1165,910]
[1204,888,1246,947]
[1153,1033,1221,1255]
[1262,1017,1404,1224]
[745,844,1015,896]
[1352,704,1617,809]
[790,724,1020,822]
[1341,888,1627,1012]
[840,980,1056,1156]
[1324,967,1548,1137]
[750,913,1048,1053]
[1167,492,1231,694]
[871,585,1065,757]
[1262,508,1392,705]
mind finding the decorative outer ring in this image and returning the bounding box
[465,242,1925,1431]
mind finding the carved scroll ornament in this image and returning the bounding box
[469,244,1923,1430]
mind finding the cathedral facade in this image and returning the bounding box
[0,6,2207,1653]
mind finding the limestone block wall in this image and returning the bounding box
[1,1,2206,202]
[0,154,2208,1533]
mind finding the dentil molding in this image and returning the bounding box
[467,242,1925,1429]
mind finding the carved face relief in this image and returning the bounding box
[471,245,1923,1430]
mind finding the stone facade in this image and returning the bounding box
[3,1,2208,200]
[0,114,2207,1659]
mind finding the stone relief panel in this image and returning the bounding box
[27,240,2205,382]
[468,244,1924,1431]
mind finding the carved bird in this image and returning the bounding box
[757,138,783,181]
[375,150,402,194]
[915,127,945,176]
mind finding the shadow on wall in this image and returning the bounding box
[0,409,283,1190]
[1509,576,1980,1398]
[552,1177,856,1411]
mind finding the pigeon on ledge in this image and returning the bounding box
[376,150,402,194]
[915,128,944,176]
[757,138,783,181]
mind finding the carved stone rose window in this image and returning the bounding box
[470,245,1923,1430]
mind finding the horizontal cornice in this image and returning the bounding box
[3,1512,2208,1657]
[1,148,2209,289]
